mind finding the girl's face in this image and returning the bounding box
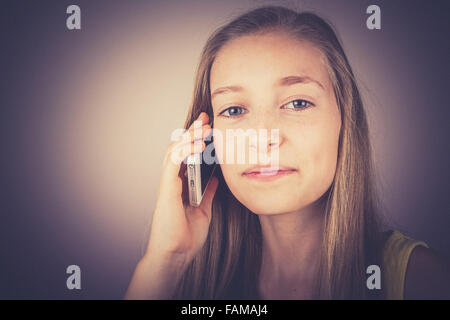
[210,31,341,215]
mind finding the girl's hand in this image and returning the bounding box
[145,112,219,266]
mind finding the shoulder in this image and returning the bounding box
[404,245,450,299]
[381,230,450,299]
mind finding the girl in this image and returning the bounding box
[125,6,450,300]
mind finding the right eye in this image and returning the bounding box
[219,106,247,118]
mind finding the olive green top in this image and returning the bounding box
[382,230,428,299]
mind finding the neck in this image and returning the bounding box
[257,199,326,298]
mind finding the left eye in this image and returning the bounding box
[281,99,314,110]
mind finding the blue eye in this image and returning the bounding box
[219,100,313,117]
[282,99,314,110]
[219,106,247,117]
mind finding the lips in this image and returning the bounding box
[242,164,297,176]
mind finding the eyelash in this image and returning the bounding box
[219,99,315,118]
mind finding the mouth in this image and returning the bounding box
[242,165,297,181]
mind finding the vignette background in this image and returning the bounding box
[1,0,449,298]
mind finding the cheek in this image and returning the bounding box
[311,131,338,168]
[301,119,340,187]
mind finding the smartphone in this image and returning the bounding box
[186,134,217,207]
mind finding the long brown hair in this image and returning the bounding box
[173,5,384,300]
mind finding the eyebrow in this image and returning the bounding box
[211,75,325,100]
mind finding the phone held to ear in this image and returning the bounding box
[186,137,217,207]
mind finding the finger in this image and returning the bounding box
[165,124,210,168]
[181,115,210,143]
[178,124,211,147]
[171,127,211,164]
[164,140,206,179]
[178,140,206,160]
[159,113,210,192]
[158,150,203,203]
[179,112,209,138]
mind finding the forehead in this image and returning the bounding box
[210,31,330,91]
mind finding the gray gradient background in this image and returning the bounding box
[1,0,449,299]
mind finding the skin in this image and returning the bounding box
[210,31,341,299]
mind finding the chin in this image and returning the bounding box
[240,195,300,215]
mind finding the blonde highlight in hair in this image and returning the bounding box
[173,6,384,300]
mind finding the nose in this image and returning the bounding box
[247,115,284,157]
[248,128,281,152]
